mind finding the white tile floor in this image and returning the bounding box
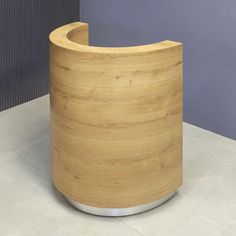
[0,95,236,236]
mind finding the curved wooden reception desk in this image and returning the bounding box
[49,22,183,216]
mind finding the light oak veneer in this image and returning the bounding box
[49,22,183,209]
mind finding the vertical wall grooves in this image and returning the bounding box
[0,0,80,111]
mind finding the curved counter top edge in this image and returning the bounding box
[49,21,183,55]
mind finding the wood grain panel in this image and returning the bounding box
[50,22,183,208]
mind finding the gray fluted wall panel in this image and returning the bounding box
[0,0,80,111]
